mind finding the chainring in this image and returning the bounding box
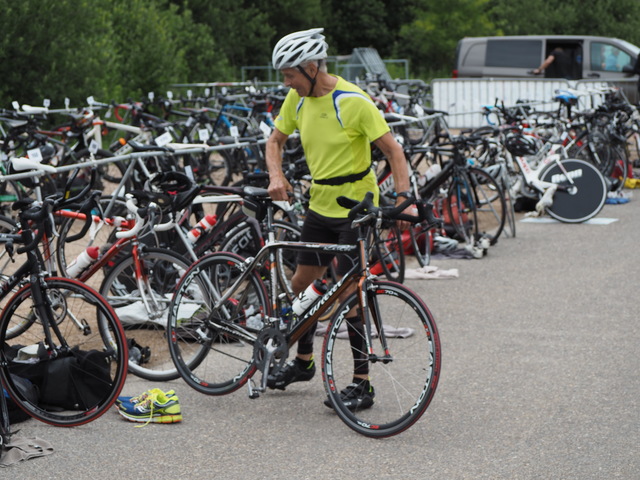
[252,326,289,373]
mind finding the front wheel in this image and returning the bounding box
[0,278,127,427]
[540,158,607,223]
[99,248,192,381]
[322,280,441,438]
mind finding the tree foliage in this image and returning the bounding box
[396,0,496,78]
[1,0,640,106]
[488,0,640,46]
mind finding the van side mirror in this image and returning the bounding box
[623,64,636,75]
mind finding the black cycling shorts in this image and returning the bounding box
[297,209,358,276]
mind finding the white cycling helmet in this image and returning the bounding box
[272,28,328,70]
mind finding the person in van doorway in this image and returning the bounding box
[533,47,573,78]
[265,27,411,410]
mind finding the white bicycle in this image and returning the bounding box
[504,131,607,223]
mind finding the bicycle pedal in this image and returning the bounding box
[247,380,261,399]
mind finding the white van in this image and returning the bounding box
[454,35,639,81]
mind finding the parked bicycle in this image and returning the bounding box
[0,179,127,427]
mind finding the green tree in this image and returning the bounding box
[488,0,640,47]
[396,0,496,78]
[322,0,421,57]
[181,0,325,78]
[177,0,274,72]
[0,0,117,106]
[105,0,229,101]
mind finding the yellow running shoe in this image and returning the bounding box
[117,391,182,424]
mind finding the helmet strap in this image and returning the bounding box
[297,64,319,97]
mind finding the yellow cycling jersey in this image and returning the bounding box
[274,76,389,218]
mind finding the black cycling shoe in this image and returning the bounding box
[267,358,316,390]
[324,382,375,411]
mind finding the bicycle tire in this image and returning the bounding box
[0,277,127,427]
[219,219,301,298]
[409,221,432,267]
[0,179,22,220]
[167,252,270,395]
[369,220,405,282]
[0,216,59,339]
[322,279,441,438]
[99,247,191,381]
[502,174,517,239]
[71,148,118,187]
[445,172,479,245]
[467,166,507,245]
[574,132,617,178]
[539,158,607,223]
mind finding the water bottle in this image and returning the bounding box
[187,214,217,243]
[67,246,100,277]
[418,163,442,186]
[292,279,327,316]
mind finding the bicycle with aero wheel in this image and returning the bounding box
[503,131,608,222]
[167,187,441,438]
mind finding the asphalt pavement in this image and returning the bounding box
[5,196,640,479]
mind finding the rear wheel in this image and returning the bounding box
[99,248,191,381]
[369,220,405,282]
[167,252,270,395]
[467,167,506,245]
[540,158,607,223]
[409,221,432,267]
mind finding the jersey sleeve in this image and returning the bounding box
[353,96,390,141]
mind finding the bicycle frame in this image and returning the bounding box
[182,203,387,396]
[0,232,71,350]
[512,144,578,196]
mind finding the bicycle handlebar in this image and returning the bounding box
[337,192,439,227]
[63,191,103,243]
[114,195,158,239]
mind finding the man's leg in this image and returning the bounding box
[266,263,326,390]
[291,263,327,361]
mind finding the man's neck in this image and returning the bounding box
[309,72,338,97]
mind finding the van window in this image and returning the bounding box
[486,39,542,68]
[591,41,632,72]
[462,43,485,67]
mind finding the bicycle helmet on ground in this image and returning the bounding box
[272,28,328,70]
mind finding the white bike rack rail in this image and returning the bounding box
[431,78,635,129]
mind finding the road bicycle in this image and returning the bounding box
[0,183,127,427]
[54,191,192,382]
[401,135,507,251]
[166,187,441,438]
